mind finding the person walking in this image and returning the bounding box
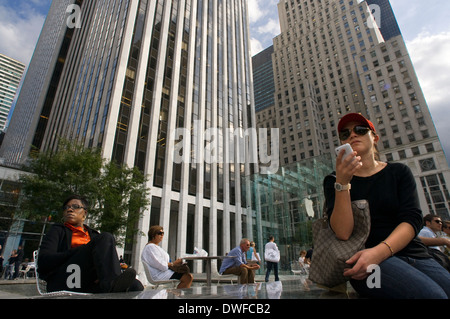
[264,236,280,282]
[13,245,24,280]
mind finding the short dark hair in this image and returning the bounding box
[63,195,89,210]
[148,225,164,241]
[423,214,440,224]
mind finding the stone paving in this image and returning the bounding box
[0,274,356,299]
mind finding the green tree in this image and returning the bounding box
[19,140,150,245]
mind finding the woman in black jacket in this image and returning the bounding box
[38,195,143,293]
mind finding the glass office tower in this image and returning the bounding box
[365,0,401,41]
[0,54,25,133]
[0,0,258,276]
[252,45,275,112]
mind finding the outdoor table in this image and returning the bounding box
[183,255,236,287]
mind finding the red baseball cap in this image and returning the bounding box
[337,113,376,133]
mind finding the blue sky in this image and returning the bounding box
[1,0,449,160]
[0,0,52,64]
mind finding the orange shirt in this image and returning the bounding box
[64,223,91,248]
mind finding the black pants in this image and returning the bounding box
[14,261,22,279]
[265,261,279,282]
[46,233,122,293]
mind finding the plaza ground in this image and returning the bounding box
[0,273,356,299]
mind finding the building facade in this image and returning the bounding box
[0,0,258,275]
[252,45,275,112]
[257,0,450,218]
[0,54,25,133]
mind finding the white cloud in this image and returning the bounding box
[256,18,280,36]
[406,32,450,105]
[248,0,280,55]
[250,38,264,56]
[406,31,450,161]
[0,3,46,65]
[247,0,266,23]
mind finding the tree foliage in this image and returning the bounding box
[19,140,150,245]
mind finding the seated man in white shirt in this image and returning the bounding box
[418,214,450,251]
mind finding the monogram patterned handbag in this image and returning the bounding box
[309,199,371,289]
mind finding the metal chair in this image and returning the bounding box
[18,264,32,280]
[33,250,91,296]
[210,259,238,284]
[290,260,308,276]
[141,260,179,289]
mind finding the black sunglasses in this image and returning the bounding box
[63,204,85,211]
[339,125,371,141]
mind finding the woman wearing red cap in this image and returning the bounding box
[324,113,450,298]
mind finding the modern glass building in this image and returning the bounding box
[0,0,262,277]
[252,45,275,112]
[365,0,401,41]
[247,153,333,269]
[0,54,25,132]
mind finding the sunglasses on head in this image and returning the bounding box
[339,125,371,141]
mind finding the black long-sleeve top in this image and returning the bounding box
[324,162,429,258]
[37,223,99,279]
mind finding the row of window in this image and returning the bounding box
[384,143,435,162]
[420,173,450,218]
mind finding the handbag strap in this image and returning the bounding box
[322,173,336,220]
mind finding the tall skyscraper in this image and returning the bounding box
[257,0,450,218]
[252,45,275,112]
[0,54,25,133]
[0,0,258,273]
